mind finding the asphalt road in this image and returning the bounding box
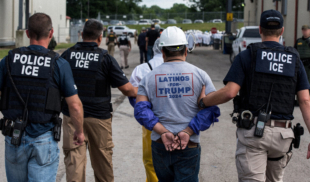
[0,40,310,182]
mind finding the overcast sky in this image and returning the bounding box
[140,0,193,9]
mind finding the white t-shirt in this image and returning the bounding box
[130,54,164,87]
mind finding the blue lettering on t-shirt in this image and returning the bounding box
[156,73,194,97]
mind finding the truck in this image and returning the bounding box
[230,26,284,63]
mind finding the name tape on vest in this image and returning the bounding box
[70,51,100,69]
[255,49,296,77]
[156,73,194,98]
[11,53,52,78]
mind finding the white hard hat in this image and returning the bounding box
[159,26,188,47]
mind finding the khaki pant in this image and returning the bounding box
[119,45,129,67]
[108,42,115,57]
[63,115,114,182]
[235,123,294,182]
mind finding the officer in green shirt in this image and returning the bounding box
[106,29,117,57]
[295,25,310,82]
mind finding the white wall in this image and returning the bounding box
[0,0,68,44]
[243,0,310,47]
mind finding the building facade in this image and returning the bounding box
[243,0,310,46]
[0,0,69,46]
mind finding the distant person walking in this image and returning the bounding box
[118,31,131,69]
[138,28,147,64]
[106,29,117,57]
[146,24,160,61]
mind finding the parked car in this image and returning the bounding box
[107,26,137,37]
[230,26,285,63]
[233,18,244,22]
[182,19,192,24]
[110,20,123,25]
[166,19,177,24]
[212,19,223,23]
[152,19,161,24]
[139,19,151,25]
[194,19,204,23]
[126,20,138,25]
[100,21,109,25]
[161,21,166,24]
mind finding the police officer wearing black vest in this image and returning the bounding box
[61,19,137,182]
[295,25,310,84]
[0,13,85,182]
[199,10,310,181]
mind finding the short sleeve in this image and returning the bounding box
[129,67,140,87]
[223,54,246,86]
[296,60,310,92]
[104,55,129,88]
[0,56,8,90]
[137,77,148,96]
[53,57,78,97]
[146,31,149,38]
[201,71,216,95]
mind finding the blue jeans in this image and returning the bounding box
[5,131,59,182]
[151,141,201,182]
[147,46,154,61]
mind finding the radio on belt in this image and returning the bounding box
[254,83,274,138]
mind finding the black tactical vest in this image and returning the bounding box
[242,43,300,116]
[65,44,111,108]
[0,48,61,123]
[119,35,129,46]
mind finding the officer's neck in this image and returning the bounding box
[83,39,100,46]
[261,36,280,43]
[29,39,49,49]
[303,35,310,39]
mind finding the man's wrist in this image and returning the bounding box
[183,127,194,136]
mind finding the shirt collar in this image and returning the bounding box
[77,42,98,47]
[28,45,47,51]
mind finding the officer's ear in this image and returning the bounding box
[26,30,30,38]
[49,28,54,39]
[280,27,284,36]
[97,34,103,45]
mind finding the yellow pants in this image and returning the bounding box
[142,127,158,182]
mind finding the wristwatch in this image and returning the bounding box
[199,98,206,108]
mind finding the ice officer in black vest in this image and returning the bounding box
[61,19,137,182]
[0,13,85,182]
[198,10,310,181]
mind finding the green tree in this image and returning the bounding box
[189,0,244,12]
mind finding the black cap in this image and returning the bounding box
[260,10,283,29]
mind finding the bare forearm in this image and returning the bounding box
[153,122,169,135]
[68,103,84,133]
[203,89,232,107]
[299,100,310,133]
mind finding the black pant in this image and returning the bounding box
[139,45,147,64]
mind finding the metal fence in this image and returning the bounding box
[70,11,244,25]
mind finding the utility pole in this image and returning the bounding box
[80,0,83,20]
[18,0,23,30]
[225,0,232,34]
[25,0,29,28]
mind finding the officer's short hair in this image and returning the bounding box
[82,19,103,40]
[151,24,155,28]
[162,46,186,57]
[261,22,282,37]
[28,13,52,41]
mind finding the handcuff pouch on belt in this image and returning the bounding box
[230,95,254,130]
